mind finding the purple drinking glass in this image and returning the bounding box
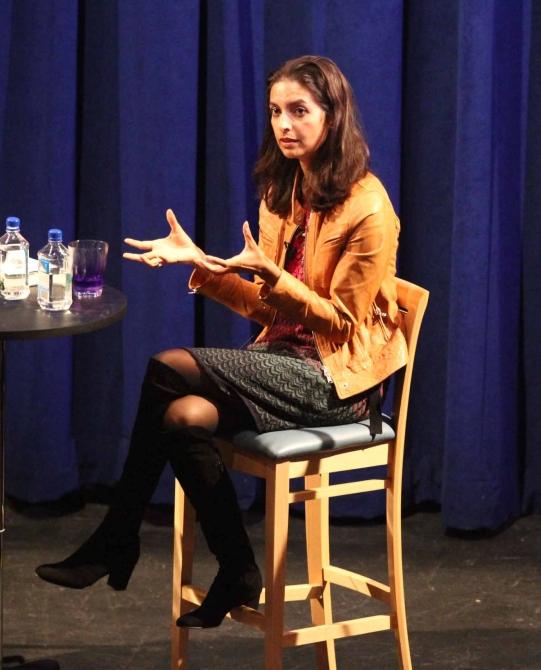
[68,239,109,298]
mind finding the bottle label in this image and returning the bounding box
[4,249,26,276]
[38,272,70,286]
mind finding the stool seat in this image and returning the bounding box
[233,416,395,460]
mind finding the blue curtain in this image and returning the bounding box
[399,0,535,529]
[0,0,538,530]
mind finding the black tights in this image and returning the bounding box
[107,349,255,551]
[155,348,254,436]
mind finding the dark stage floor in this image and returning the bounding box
[3,500,540,669]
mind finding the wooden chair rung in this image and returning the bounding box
[287,442,389,478]
[227,605,266,631]
[180,584,205,607]
[282,614,392,647]
[324,566,391,603]
[182,582,325,607]
[181,584,265,631]
[259,583,323,604]
[289,478,387,503]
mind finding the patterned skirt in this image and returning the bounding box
[185,341,371,433]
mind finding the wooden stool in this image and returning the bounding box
[171,278,429,669]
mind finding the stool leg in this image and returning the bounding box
[264,462,290,670]
[171,480,196,670]
[305,473,337,670]
[387,471,412,670]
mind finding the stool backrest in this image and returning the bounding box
[393,278,429,449]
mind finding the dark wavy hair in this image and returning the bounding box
[254,55,370,217]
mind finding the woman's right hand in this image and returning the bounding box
[123,209,206,269]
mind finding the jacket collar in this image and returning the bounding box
[290,168,307,226]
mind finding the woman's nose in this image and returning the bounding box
[279,113,291,131]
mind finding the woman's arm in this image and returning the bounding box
[204,193,395,342]
[187,193,396,339]
[187,214,279,327]
[123,209,222,273]
[188,269,276,327]
[258,210,393,342]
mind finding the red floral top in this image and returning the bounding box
[256,209,317,357]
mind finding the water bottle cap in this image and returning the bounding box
[48,228,63,241]
[6,216,20,231]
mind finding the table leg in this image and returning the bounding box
[0,342,60,670]
[1,339,5,670]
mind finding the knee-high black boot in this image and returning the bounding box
[35,358,188,591]
[167,435,262,628]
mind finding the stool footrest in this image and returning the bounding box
[180,585,393,644]
[324,565,391,603]
[259,583,323,604]
[182,582,324,607]
[181,585,204,607]
[289,478,387,503]
[283,614,392,647]
[182,569,389,610]
[227,605,266,630]
[181,584,266,631]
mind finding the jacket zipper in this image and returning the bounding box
[373,303,391,342]
[264,218,289,332]
[303,210,333,384]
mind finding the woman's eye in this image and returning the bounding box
[270,107,279,116]
[295,107,307,116]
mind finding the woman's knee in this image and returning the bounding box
[162,394,220,436]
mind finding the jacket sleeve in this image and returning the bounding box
[259,206,394,343]
[187,268,275,326]
[187,203,277,326]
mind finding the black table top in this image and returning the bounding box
[0,286,127,340]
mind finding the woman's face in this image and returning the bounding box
[269,78,328,170]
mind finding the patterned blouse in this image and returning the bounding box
[255,209,317,358]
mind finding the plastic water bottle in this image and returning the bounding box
[37,228,73,311]
[0,216,30,300]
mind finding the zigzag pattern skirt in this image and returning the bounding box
[186,342,371,433]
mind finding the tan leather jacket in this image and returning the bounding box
[189,172,408,399]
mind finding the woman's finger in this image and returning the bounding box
[167,208,195,246]
[124,237,153,250]
[123,252,163,268]
[142,256,163,269]
[123,252,146,262]
[242,221,256,246]
[166,208,181,232]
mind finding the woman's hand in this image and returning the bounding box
[206,221,281,286]
[123,209,209,270]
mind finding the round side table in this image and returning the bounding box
[0,286,127,670]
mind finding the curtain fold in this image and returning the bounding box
[1,1,79,502]
[0,0,539,528]
[522,0,541,515]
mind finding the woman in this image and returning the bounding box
[36,55,407,629]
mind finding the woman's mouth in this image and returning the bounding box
[280,138,298,145]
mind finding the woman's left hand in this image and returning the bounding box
[206,221,281,286]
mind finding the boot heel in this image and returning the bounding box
[107,566,134,591]
[244,595,260,610]
[106,544,140,591]
[35,527,140,591]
